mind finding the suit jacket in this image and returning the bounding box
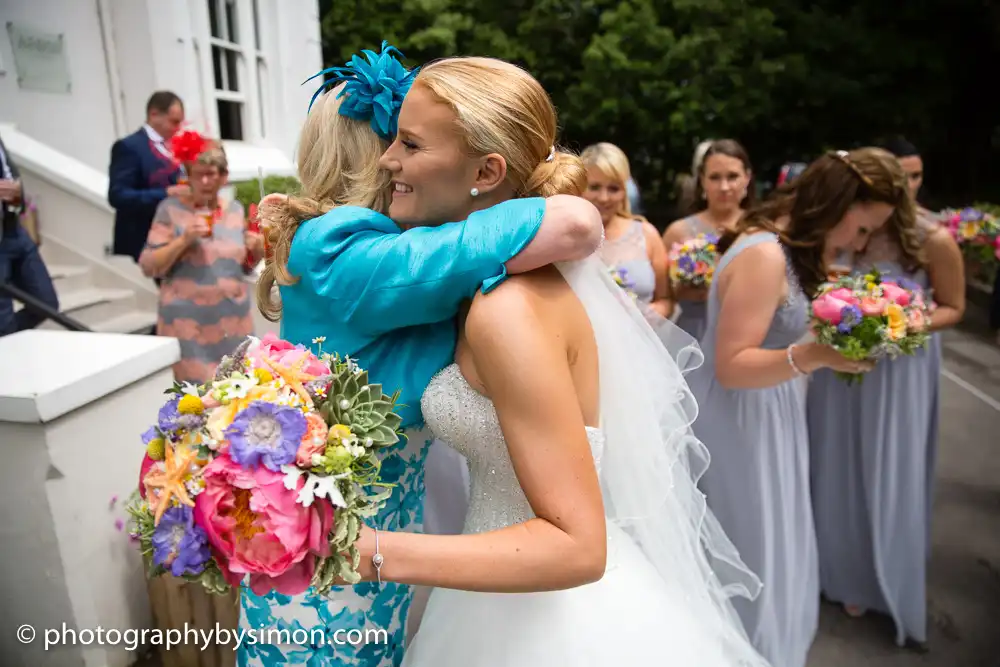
[108,128,181,261]
[0,133,24,238]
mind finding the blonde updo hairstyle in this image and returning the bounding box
[256,84,392,321]
[580,141,643,220]
[414,57,587,198]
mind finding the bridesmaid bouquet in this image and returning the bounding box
[810,270,934,384]
[126,334,403,596]
[668,233,719,288]
[939,207,999,283]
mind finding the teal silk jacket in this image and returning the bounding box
[279,198,545,427]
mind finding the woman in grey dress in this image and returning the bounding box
[688,148,910,667]
[582,143,672,321]
[662,139,754,340]
[807,139,966,647]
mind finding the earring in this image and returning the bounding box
[470,187,479,197]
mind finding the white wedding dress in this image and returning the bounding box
[401,258,772,667]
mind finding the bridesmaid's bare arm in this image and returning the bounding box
[923,226,965,331]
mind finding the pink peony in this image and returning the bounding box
[812,294,851,325]
[827,287,859,304]
[194,453,334,596]
[859,297,888,316]
[248,333,331,378]
[907,308,927,332]
[880,282,911,306]
[139,453,158,500]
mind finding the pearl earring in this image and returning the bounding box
[470,187,479,197]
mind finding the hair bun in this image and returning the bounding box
[525,148,587,197]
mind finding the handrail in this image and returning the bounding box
[0,281,91,332]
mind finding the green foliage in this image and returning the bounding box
[232,176,302,211]
[319,0,1000,219]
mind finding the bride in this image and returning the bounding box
[342,56,771,666]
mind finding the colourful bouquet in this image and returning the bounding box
[940,207,999,283]
[810,270,933,384]
[126,334,402,596]
[610,265,637,298]
[668,233,719,289]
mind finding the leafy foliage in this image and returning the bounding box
[319,0,999,222]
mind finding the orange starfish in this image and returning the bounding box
[144,443,199,525]
[261,354,315,409]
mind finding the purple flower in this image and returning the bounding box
[897,277,920,292]
[959,207,983,222]
[225,402,306,472]
[157,397,181,433]
[151,506,211,576]
[837,304,863,334]
[141,426,160,445]
[704,233,720,245]
[678,255,696,274]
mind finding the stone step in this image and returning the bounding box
[90,310,158,335]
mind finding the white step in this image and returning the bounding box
[90,311,158,335]
[46,264,89,281]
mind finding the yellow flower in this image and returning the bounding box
[253,368,273,384]
[146,437,165,461]
[886,303,907,340]
[177,394,205,415]
[705,244,716,252]
[327,424,354,445]
[959,221,978,240]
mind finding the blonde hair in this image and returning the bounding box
[581,142,636,219]
[256,85,391,321]
[192,141,228,172]
[415,57,587,198]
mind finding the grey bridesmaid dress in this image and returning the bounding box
[689,232,819,667]
[672,214,718,341]
[598,219,657,305]
[806,215,941,646]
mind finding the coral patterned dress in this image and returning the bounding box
[140,196,255,383]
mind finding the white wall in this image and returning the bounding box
[1,0,322,180]
[0,0,119,172]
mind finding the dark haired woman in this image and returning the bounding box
[807,139,964,648]
[688,148,910,667]
[662,139,754,340]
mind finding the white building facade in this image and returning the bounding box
[0,0,322,180]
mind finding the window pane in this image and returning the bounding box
[225,0,239,44]
[208,0,221,38]
[212,45,224,90]
[253,0,261,50]
[225,49,239,92]
[218,100,243,141]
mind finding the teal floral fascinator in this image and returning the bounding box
[303,41,416,141]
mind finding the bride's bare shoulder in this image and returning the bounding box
[465,266,582,341]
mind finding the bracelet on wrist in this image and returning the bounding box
[787,344,807,376]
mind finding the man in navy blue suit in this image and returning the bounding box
[108,91,189,262]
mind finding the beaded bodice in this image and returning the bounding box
[421,364,606,534]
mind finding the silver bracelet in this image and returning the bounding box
[372,527,383,586]
[787,344,806,376]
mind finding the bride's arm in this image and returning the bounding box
[352,285,607,592]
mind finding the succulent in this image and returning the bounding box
[319,361,402,450]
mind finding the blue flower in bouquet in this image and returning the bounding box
[225,402,307,472]
[678,255,696,274]
[960,207,984,222]
[151,505,211,576]
[837,304,863,334]
[141,425,160,445]
[704,232,720,245]
[157,397,181,433]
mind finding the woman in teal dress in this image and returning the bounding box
[238,44,602,667]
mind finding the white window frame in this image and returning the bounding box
[203,0,268,143]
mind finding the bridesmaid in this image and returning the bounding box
[807,139,965,648]
[688,148,909,667]
[662,139,754,340]
[582,142,672,319]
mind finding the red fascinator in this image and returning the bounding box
[168,128,209,164]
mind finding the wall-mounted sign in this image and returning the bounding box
[6,22,71,94]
